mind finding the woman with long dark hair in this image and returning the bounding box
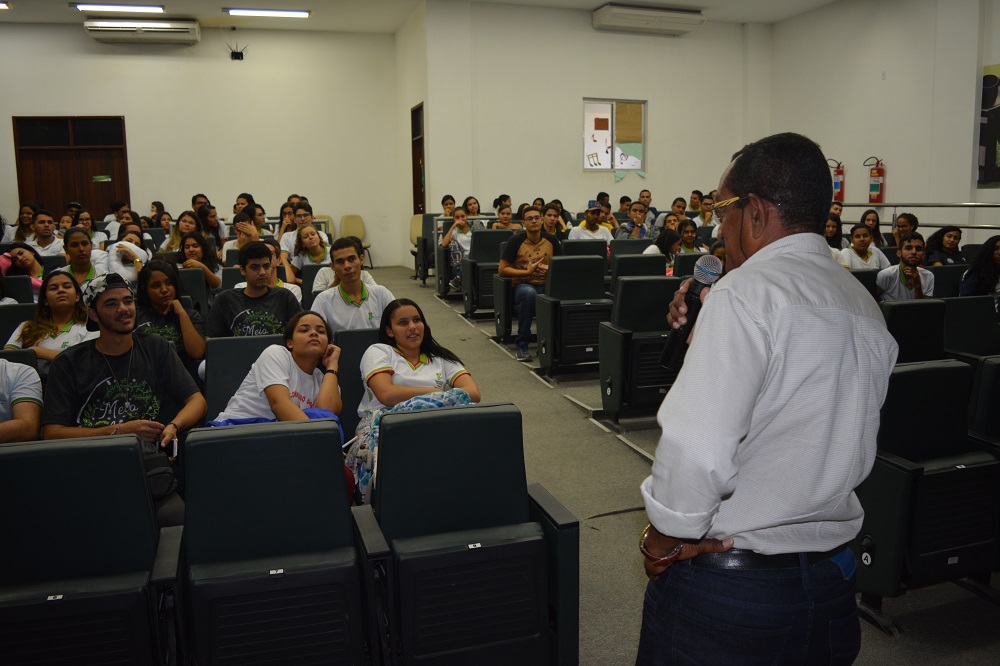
[959,236,1000,305]
[861,209,884,248]
[347,298,481,502]
[4,242,45,301]
[135,260,206,378]
[197,204,226,259]
[176,231,223,294]
[4,271,94,377]
[925,226,964,266]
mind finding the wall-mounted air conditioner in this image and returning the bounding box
[592,4,705,36]
[84,20,201,45]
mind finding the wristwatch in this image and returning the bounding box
[640,524,684,565]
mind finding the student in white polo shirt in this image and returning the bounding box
[312,238,394,332]
[876,232,934,302]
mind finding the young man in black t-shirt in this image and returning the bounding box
[206,241,301,337]
[43,272,206,526]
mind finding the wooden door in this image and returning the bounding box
[411,104,425,214]
[13,117,129,217]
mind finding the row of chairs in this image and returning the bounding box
[0,408,579,664]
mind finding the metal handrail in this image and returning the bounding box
[836,202,1000,232]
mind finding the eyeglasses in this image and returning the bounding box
[711,196,747,218]
[523,215,541,222]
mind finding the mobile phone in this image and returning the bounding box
[171,438,178,458]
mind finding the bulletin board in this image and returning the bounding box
[583,98,646,174]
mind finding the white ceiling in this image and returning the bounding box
[0,0,839,34]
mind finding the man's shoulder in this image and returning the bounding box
[369,284,395,302]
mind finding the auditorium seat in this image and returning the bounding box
[341,214,372,268]
[536,255,613,376]
[609,238,653,264]
[461,228,514,318]
[298,262,325,309]
[926,263,968,298]
[879,299,946,362]
[599,276,682,421]
[359,403,578,664]
[0,435,180,664]
[849,269,880,302]
[40,255,67,273]
[181,420,368,664]
[178,268,209,321]
[0,303,36,347]
[0,348,38,372]
[219,266,242,291]
[3,275,33,304]
[608,253,667,296]
[854,359,1000,635]
[961,243,983,263]
[203,334,283,422]
[673,252,707,278]
[695,225,714,247]
[970,356,1000,438]
[882,247,900,265]
[332,327,380,441]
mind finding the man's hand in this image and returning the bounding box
[526,256,544,277]
[666,278,712,344]
[118,419,165,441]
[642,523,733,581]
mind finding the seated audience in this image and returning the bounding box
[106,227,150,284]
[498,206,562,362]
[463,196,483,218]
[541,203,570,241]
[877,232,934,301]
[312,237,378,294]
[280,203,329,279]
[313,238,394,332]
[709,239,727,269]
[206,241,301,337]
[533,197,546,210]
[61,226,109,289]
[198,204,226,258]
[824,213,849,250]
[27,210,63,256]
[5,271,95,378]
[693,193,718,227]
[0,273,16,305]
[924,226,964,266]
[600,202,618,231]
[209,310,342,424]
[176,230,223,297]
[615,202,648,239]
[568,204,614,243]
[441,206,474,292]
[440,194,456,217]
[42,272,206,527]
[643,228,681,270]
[289,224,330,285]
[160,210,202,252]
[56,213,74,236]
[348,298,481,503]
[959,235,1000,299]
[838,223,891,270]
[134,260,206,380]
[73,208,109,249]
[0,358,42,443]
[233,237,303,303]
[619,195,632,213]
[4,242,45,301]
[677,219,708,254]
[890,212,919,247]
[491,203,521,230]
[861,209,885,248]
[830,201,844,218]
[274,201,297,247]
[153,211,172,233]
[219,211,261,265]
[101,200,128,238]
[4,202,38,243]
[687,190,702,217]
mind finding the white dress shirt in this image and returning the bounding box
[641,232,898,554]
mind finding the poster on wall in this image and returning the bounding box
[979,64,1000,186]
[583,99,646,174]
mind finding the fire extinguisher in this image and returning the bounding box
[864,156,885,204]
[828,159,845,202]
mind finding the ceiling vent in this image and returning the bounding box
[84,19,201,45]
[592,4,705,36]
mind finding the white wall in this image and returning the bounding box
[0,23,405,262]
[395,1,429,240]
[772,0,993,239]
[423,1,756,215]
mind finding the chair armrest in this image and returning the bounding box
[970,431,1000,458]
[151,525,183,586]
[874,451,923,474]
[352,505,390,559]
[528,483,579,530]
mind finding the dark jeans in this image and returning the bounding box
[513,282,546,348]
[636,549,861,665]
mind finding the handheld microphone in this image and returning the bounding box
[660,254,724,370]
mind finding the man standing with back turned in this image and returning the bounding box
[636,133,898,664]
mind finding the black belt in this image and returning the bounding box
[691,544,847,570]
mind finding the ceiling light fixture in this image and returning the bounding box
[0,3,10,10]
[75,4,165,13]
[226,8,310,19]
